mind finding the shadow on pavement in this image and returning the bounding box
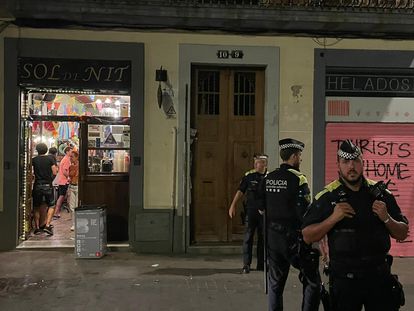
[144,268,243,276]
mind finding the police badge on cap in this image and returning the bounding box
[279,138,305,151]
[337,139,361,160]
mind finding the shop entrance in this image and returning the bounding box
[190,67,265,243]
[18,91,131,247]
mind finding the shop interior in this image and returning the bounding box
[18,91,131,248]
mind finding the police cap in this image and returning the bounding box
[279,138,305,151]
[253,153,269,160]
[337,139,361,160]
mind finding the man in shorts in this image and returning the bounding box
[32,143,58,235]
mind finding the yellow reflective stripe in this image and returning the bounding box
[298,175,308,187]
[244,169,255,176]
[315,180,342,200]
[287,168,308,186]
[314,189,329,201]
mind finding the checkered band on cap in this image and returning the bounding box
[337,149,361,160]
[337,139,361,160]
[279,143,304,151]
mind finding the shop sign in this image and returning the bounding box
[326,73,414,97]
[18,57,131,91]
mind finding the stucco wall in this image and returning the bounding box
[1,26,414,213]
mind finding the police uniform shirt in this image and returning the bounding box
[265,163,311,229]
[239,171,266,210]
[303,178,408,267]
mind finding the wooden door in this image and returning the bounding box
[79,121,130,242]
[191,67,265,243]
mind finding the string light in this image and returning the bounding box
[21,124,30,241]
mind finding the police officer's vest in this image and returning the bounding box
[265,164,310,229]
[244,170,266,210]
[315,179,392,267]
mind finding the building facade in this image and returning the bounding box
[1,1,414,254]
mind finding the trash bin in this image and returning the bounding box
[75,204,107,259]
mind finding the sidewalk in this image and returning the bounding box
[0,250,412,311]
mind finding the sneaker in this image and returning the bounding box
[43,226,54,236]
[70,226,74,231]
[53,215,61,220]
[40,224,54,230]
[242,265,250,274]
[34,228,43,235]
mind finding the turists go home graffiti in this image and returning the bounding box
[331,139,411,185]
[326,123,414,256]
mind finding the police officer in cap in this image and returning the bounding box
[302,139,409,311]
[229,153,268,273]
[263,138,320,311]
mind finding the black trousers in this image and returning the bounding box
[330,271,397,311]
[242,208,264,269]
[267,229,320,311]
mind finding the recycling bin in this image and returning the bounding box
[74,204,107,258]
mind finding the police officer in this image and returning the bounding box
[302,140,409,311]
[229,153,268,274]
[264,138,320,311]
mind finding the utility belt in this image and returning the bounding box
[268,222,299,236]
[330,256,405,308]
[268,222,319,271]
[330,261,389,280]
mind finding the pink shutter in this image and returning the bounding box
[325,123,414,257]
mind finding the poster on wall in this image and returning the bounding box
[325,123,414,257]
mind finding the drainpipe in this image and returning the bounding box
[182,84,189,253]
[171,126,177,252]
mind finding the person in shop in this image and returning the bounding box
[68,150,79,231]
[54,146,72,219]
[47,147,58,163]
[32,143,58,235]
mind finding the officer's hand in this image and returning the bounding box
[258,210,264,215]
[372,200,388,221]
[331,202,355,222]
[229,206,236,218]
